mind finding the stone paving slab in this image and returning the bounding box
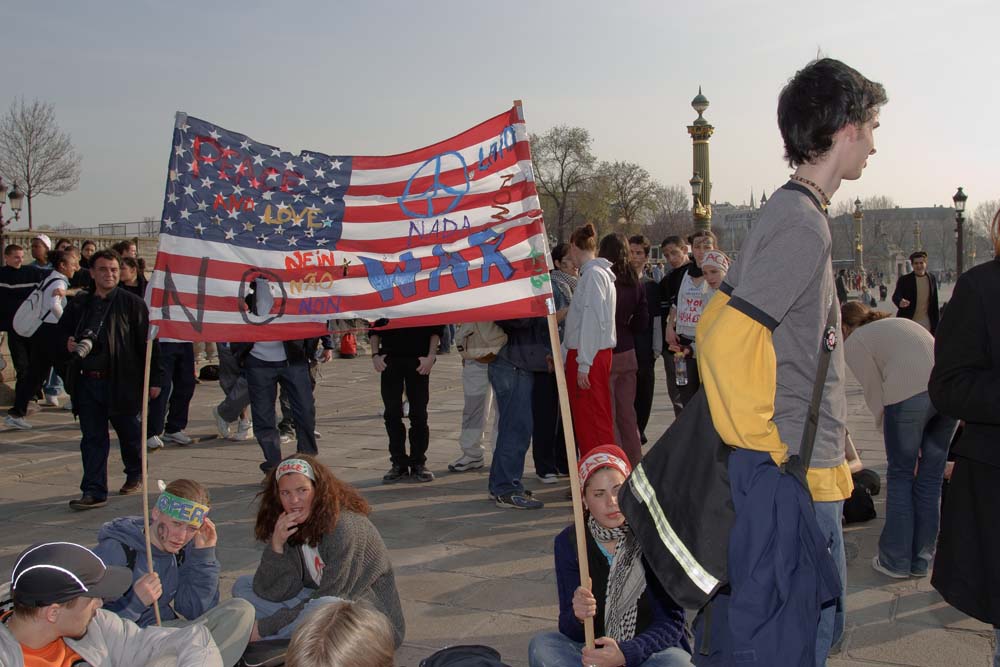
[0,342,994,665]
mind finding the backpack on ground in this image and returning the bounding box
[12,275,61,337]
[420,644,512,667]
[339,332,357,358]
[455,322,507,363]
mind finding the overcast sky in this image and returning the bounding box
[5,0,998,230]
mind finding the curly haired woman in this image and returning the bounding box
[233,455,404,646]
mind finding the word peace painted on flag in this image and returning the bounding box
[147,106,553,341]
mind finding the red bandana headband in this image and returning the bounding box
[578,445,632,488]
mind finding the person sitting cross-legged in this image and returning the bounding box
[233,455,405,647]
[528,445,693,667]
[92,478,255,667]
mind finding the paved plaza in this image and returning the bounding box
[0,326,995,666]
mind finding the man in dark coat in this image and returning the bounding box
[891,251,940,334]
[59,249,161,510]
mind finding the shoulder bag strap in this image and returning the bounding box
[797,295,840,469]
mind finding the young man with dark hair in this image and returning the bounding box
[657,235,691,416]
[0,541,223,666]
[697,58,886,664]
[892,250,940,333]
[59,249,162,509]
[628,235,663,444]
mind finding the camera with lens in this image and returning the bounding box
[73,329,98,359]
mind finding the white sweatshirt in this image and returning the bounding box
[562,257,617,374]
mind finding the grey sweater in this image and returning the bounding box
[252,511,405,646]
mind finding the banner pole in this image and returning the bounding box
[514,98,594,649]
[139,325,161,626]
[546,313,595,648]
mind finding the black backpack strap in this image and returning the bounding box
[798,295,840,469]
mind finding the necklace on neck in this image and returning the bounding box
[789,174,831,210]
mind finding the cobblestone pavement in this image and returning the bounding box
[0,321,993,665]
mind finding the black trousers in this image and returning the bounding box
[6,330,31,384]
[11,323,64,417]
[530,370,569,476]
[634,357,656,441]
[381,357,430,468]
[662,353,700,418]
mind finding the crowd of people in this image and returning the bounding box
[1,55,998,667]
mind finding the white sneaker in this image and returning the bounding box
[5,414,32,430]
[43,394,60,407]
[536,473,560,484]
[279,432,293,445]
[212,406,233,439]
[147,435,164,450]
[233,420,254,441]
[314,430,322,439]
[162,430,193,445]
[402,400,410,418]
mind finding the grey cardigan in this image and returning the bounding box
[252,510,405,645]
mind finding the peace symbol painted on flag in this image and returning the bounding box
[397,151,471,219]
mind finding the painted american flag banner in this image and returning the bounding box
[147,105,554,341]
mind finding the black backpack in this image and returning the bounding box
[420,645,512,667]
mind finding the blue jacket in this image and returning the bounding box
[693,449,841,665]
[496,317,551,373]
[93,517,220,627]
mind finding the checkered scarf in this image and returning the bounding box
[588,514,646,641]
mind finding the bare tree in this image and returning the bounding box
[142,216,159,237]
[969,199,999,265]
[598,161,659,234]
[530,126,596,242]
[647,184,691,243]
[0,98,82,229]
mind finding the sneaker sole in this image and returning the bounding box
[162,436,192,446]
[448,461,484,472]
[69,500,107,511]
[872,556,909,579]
[536,475,560,484]
[494,498,543,510]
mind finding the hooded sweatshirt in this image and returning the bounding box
[562,257,617,375]
[0,609,222,667]
[93,516,221,627]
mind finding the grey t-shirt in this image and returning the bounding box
[722,182,846,469]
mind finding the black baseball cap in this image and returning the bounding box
[10,542,132,607]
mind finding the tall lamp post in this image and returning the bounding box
[0,177,26,266]
[952,187,967,275]
[687,88,714,232]
[852,198,864,274]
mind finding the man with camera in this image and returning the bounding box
[59,249,161,510]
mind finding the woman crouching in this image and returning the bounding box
[529,445,693,667]
[233,455,404,647]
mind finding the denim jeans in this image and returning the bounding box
[75,375,142,500]
[814,499,846,666]
[528,631,694,667]
[488,356,534,497]
[147,342,195,436]
[232,574,341,640]
[880,392,957,576]
[244,357,317,470]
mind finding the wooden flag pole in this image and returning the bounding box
[514,99,594,649]
[139,325,161,626]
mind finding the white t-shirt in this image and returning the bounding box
[301,543,326,587]
[675,272,709,339]
[250,341,287,362]
[41,273,70,324]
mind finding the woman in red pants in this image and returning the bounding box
[562,223,617,457]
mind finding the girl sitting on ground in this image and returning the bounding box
[233,454,405,647]
[529,445,693,667]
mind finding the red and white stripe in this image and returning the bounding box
[148,106,554,341]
